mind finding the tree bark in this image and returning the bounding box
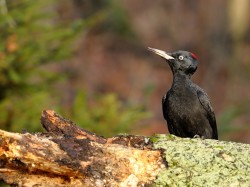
[0,110,250,187]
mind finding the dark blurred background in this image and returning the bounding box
[1,0,250,144]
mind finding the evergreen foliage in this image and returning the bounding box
[0,0,82,131]
[0,0,150,136]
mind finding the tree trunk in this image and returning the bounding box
[0,110,249,187]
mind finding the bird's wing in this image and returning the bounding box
[197,90,218,139]
[162,93,168,120]
[162,93,175,134]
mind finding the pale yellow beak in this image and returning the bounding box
[148,47,174,60]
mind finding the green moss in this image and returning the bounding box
[152,135,250,187]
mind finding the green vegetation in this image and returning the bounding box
[218,103,250,141]
[62,91,150,137]
[0,0,82,132]
[0,0,149,136]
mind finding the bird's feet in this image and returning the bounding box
[193,134,200,138]
[193,134,205,139]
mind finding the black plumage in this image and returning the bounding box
[148,47,218,139]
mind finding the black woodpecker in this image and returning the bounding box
[148,47,218,139]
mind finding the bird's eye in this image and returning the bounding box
[179,55,184,60]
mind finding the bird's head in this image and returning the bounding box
[148,47,198,76]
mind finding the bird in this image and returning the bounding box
[148,47,218,139]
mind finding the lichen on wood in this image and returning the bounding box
[152,134,250,187]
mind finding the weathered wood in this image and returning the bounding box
[0,110,164,187]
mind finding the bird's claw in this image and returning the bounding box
[193,134,205,139]
[193,134,200,138]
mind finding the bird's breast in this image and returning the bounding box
[166,86,203,118]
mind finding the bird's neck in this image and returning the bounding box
[173,72,191,81]
[172,72,192,87]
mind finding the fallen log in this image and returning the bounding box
[0,110,163,187]
[0,110,250,187]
